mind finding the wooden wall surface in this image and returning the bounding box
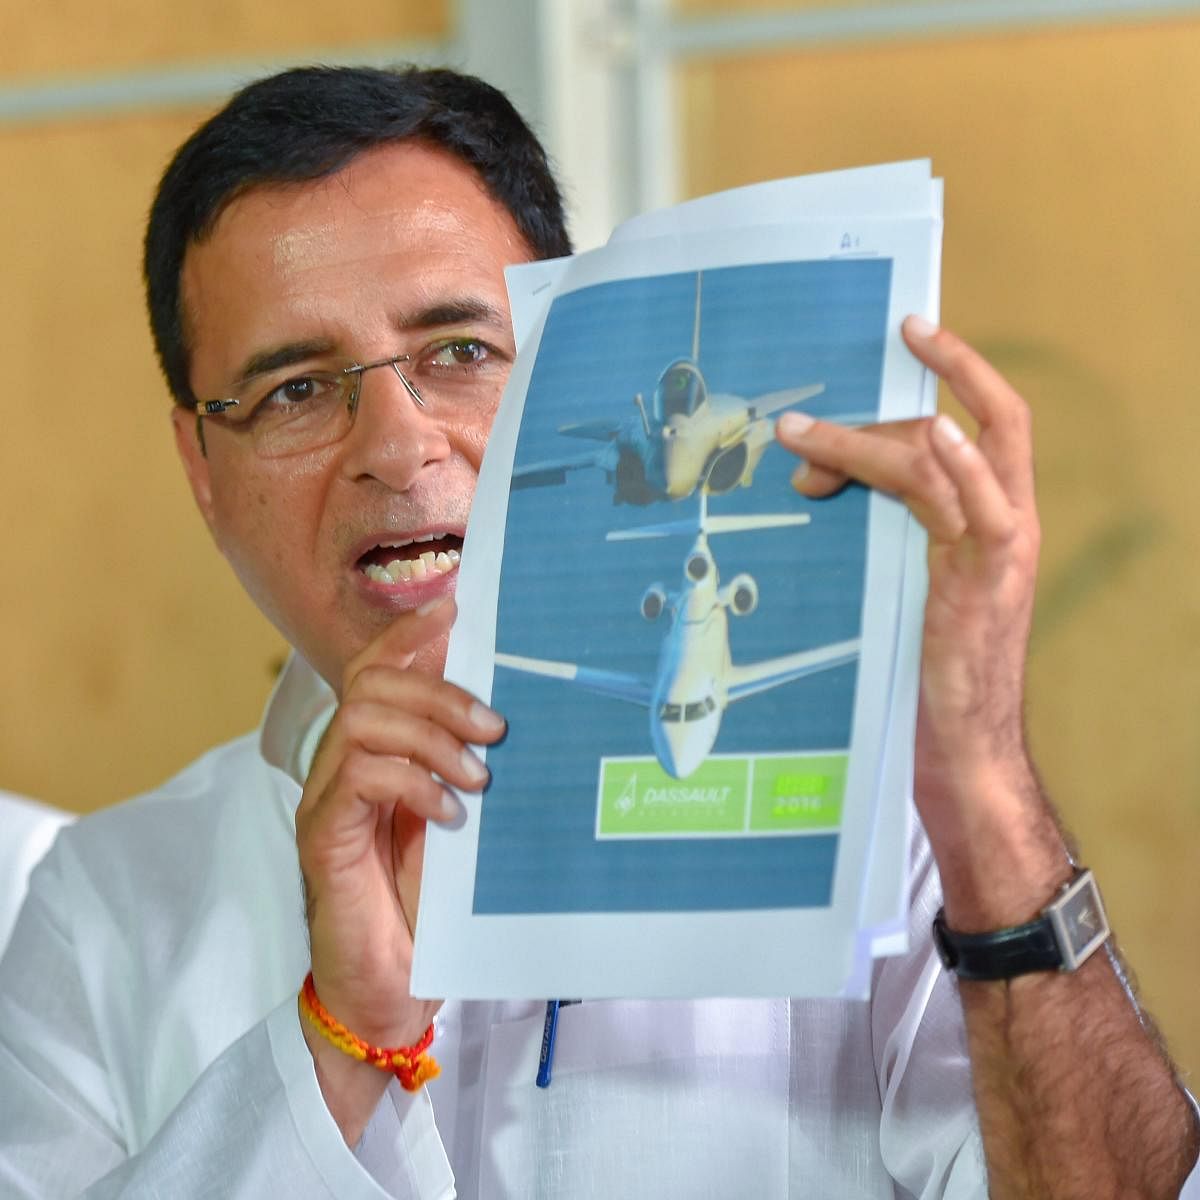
[0,0,445,78]
[679,14,1200,1081]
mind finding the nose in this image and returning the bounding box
[339,361,452,490]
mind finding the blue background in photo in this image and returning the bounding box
[475,259,892,914]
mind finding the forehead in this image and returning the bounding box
[180,142,529,383]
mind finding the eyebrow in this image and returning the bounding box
[229,298,511,391]
[399,298,510,332]
[234,339,335,389]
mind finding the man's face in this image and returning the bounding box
[173,142,532,690]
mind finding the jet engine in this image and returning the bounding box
[641,584,668,621]
[702,442,749,495]
[720,573,758,616]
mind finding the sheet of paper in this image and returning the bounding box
[608,160,939,244]
[414,165,942,1000]
[607,160,944,967]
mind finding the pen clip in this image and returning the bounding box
[536,999,579,1088]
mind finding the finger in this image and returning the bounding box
[346,664,506,746]
[327,753,464,828]
[928,415,1016,545]
[298,734,470,860]
[783,418,931,498]
[777,413,850,495]
[902,317,1035,511]
[297,762,458,898]
[322,654,503,814]
[777,411,965,542]
[342,595,459,693]
[323,699,493,793]
[788,457,850,497]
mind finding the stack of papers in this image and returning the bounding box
[414,160,943,1000]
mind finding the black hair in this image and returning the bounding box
[144,65,571,407]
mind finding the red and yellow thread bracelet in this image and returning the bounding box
[299,971,440,1092]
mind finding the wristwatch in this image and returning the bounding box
[932,868,1110,981]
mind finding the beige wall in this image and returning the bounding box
[0,108,286,808]
[0,0,446,78]
[677,0,866,10]
[680,15,1200,1080]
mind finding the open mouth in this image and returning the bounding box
[357,532,462,585]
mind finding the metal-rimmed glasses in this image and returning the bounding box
[194,352,427,459]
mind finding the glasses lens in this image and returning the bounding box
[251,372,354,458]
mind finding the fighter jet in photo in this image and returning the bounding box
[511,272,848,506]
[494,497,861,779]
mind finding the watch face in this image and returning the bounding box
[1050,872,1110,969]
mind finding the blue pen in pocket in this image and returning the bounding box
[536,999,580,1088]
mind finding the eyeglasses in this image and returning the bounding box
[194,352,434,459]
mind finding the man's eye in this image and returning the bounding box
[427,339,489,368]
[262,375,339,407]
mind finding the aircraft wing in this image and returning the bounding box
[747,383,826,419]
[495,652,654,707]
[608,512,811,542]
[726,638,860,704]
[510,445,616,490]
[744,403,879,456]
[828,410,879,428]
[557,419,620,441]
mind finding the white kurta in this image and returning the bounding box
[0,790,72,956]
[0,656,991,1198]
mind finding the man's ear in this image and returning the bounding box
[171,406,216,530]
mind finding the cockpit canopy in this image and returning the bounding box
[653,358,707,422]
[658,695,717,723]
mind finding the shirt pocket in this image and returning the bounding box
[478,999,790,1200]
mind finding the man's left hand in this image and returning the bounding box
[776,317,1065,925]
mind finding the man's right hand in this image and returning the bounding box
[293,595,505,1142]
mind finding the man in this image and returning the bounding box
[0,65,1195,1199]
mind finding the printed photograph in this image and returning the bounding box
[476,259,892,914]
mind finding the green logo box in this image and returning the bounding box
[597,752,847,838]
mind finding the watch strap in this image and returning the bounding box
[932,908,1062,981]
[932,868,1110,982]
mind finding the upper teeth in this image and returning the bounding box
[363,548,460,585]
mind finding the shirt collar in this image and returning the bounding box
[258,652,337,787]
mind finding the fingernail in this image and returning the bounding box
[778,412,814,437]
[439,788,466,825]
[905,314,938,339]
[460,746,489,785]
[469,701,506,736]
[416,595,451,617]
[934,413,967,444]
[790,459,810,487]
